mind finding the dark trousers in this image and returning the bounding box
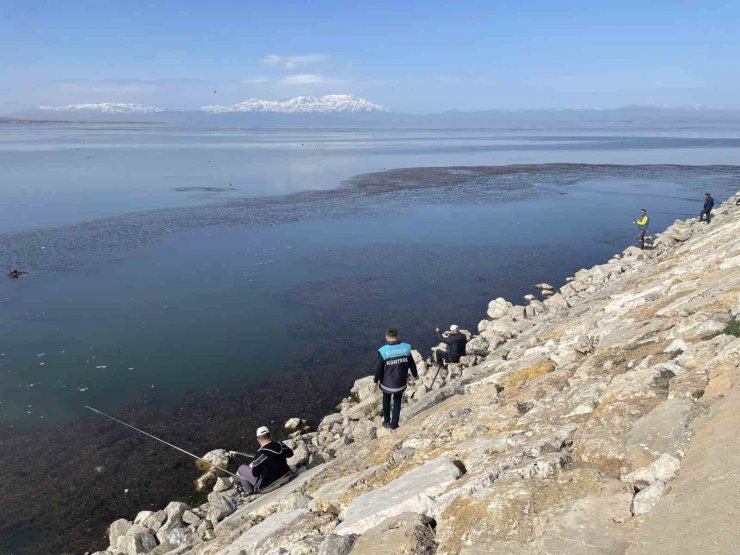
[699,209,712,223]
[382,391,404,429]
[637,228,646,249]
[435,350,449,366]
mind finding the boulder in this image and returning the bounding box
[319,413,344,430]
[117,525,157,555]
[205,492,237,523]
[109,518,132,550]
[334,455,463,536]
[349,512,436,554]
[465,335,490,356]
[140,511,166,532]
[350,419,377,442]
[631,480,666,515]
[487,297,512,319]
[318,534,357,555]
[624,398,693,470]
[284,417,305,431]
[196,449,230,472]
[181,510,201,525]
[212,476,235,493]
[215,508,309,555]
[622,454,681,487]
[287,440,310,469]
[535,490,636,554]
[345,396,380,420]
[350,376,377,402]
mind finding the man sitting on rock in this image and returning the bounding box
[374,327,418,430]
[433,324,467,367]
[237,426,293,495]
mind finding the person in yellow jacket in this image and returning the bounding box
[633,208,649,249]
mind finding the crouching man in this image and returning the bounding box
[374,327,418,430]
[237,426,293,494]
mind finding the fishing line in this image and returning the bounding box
[85,405,243,479]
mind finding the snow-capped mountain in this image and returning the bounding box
[201,94,389,114]
[37,103,164,114]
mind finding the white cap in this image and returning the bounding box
[256,426,270,437]
[450,324,459,331]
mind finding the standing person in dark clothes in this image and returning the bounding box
[433,324,467,367]
[699,192,714,223]
[237,426,293,494]
[374,327,418,430]
[633,208,649,249]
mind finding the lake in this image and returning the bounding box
[1,122,739,554]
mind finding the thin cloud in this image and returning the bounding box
[279,74,345,86]
[261,54,332,70]
[240,77,270,84]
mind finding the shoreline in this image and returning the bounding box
[86,193,740,554]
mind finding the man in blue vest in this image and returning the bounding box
[374,327,418,430]
[699,192,714,223]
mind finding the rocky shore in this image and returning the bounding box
[94,192,740,555]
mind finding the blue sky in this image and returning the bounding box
[1,0,739,113]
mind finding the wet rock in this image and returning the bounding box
[349,512,436,554]
[334,455,463,536]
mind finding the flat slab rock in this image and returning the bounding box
[334,456,463,536]
[214,508,309,555]
[349,512,436,555]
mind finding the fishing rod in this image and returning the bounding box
[85,405,247,479]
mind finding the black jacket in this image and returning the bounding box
[249,441,293,492]
[437,331,467,363]
[374,340,418,394]
[704,196,714,211]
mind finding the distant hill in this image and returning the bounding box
[8,99,740,127]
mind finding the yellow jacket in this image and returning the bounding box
[633,215,649,229]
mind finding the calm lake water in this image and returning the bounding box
[1,122,739,554]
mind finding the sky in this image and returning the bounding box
[1,0,739,114]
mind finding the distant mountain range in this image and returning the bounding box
[8,96,740,127]
[201,94,389,114]
[37,102,165,114]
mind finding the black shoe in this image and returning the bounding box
[382,422,392,429]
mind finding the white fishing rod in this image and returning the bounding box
[85,405,251,479]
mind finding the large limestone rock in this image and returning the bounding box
[345,396,380,420]
[334,456,463,536]
[215,508,310,555]
[155,501,189,545]
[349,512,436,554]
[624,397,693,470]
